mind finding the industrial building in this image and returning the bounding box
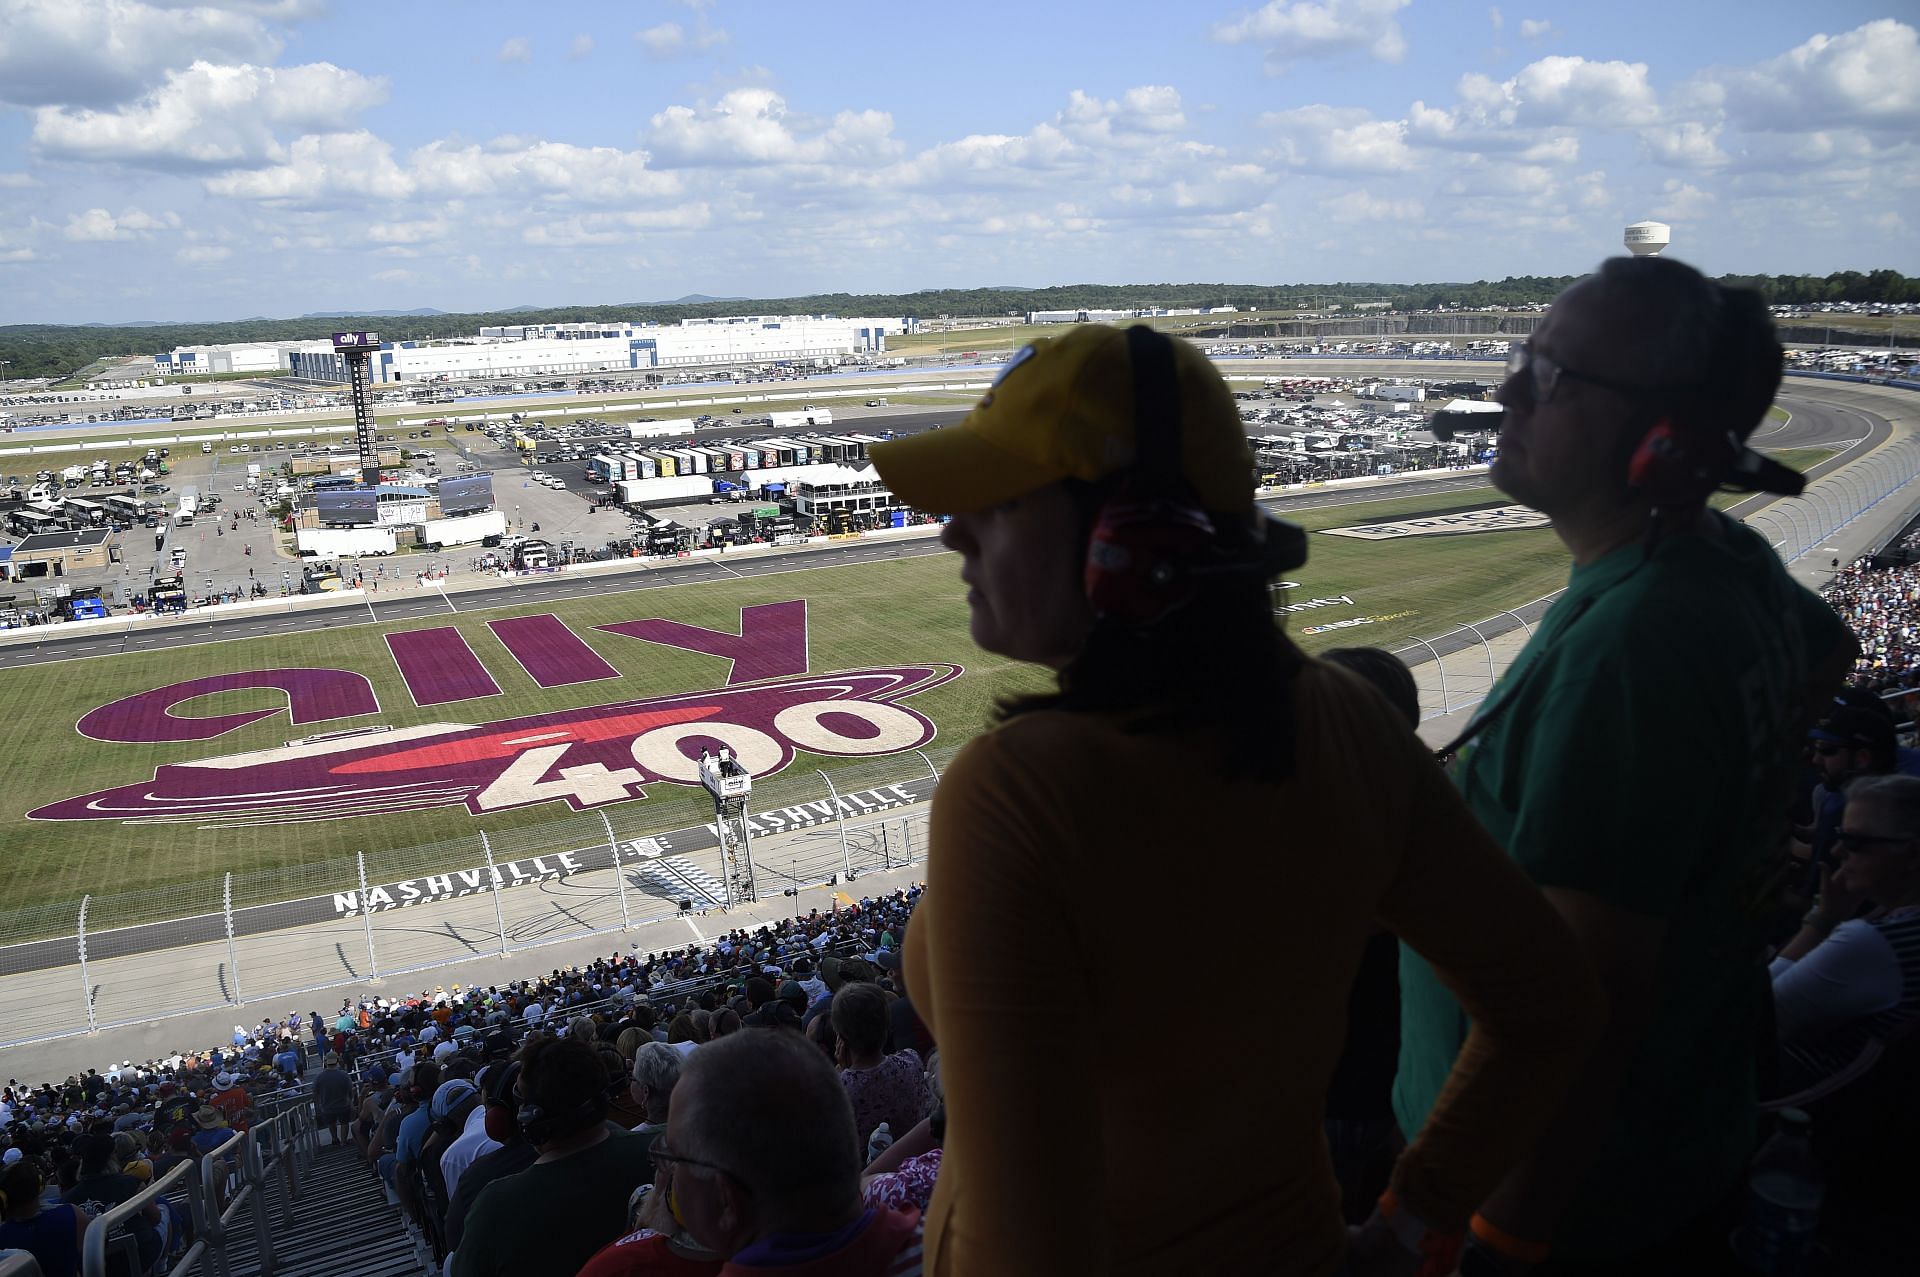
[288,315,915,385]
[9,528,111,576]
[153,342,311,376]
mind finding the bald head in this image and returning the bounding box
[672,1028,861,1201]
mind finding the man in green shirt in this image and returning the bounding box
[1394,256,1855,1270]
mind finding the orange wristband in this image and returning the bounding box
[1470,1212,1551,1264]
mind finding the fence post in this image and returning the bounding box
[1407,637,1449,715]
[1496,608,1536,641]
[77,894,97,1034]
[356,852,379,980]
[1461,621,1498,703]
[224,873,243,1006]
[880,821,893,871]
[816,770,855,882]
[600,810,631,932]
[481,833,509,956]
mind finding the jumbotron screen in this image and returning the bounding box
[315,489,379,524]
[438,474,494,515]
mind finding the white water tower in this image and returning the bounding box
[1624,220,1671,257]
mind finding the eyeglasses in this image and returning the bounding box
[648,1138,737,1181]
[1835,830,1914,853]
[1811,742,1848,757]
[1504,342,1704,407]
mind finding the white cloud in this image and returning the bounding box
[1519,18,1553,39]
[33,60,388,169]
[0,0,285,108]
[522,206,716,246]
[210,132,684,206]
[647,89,900,169]
[0,247,38,264]
[1644,121,1728,169]
[1322,189,1423,221]
[567,34,594,61]
[1058,86,1187,146]
[1262,105,1414,174]
[0,172,37,188]
[497,36,532,65]
[1214,0,1413,69]
[205,130,412,201]
[176,245,232,264]
[1704,19,1920,132]
[63,206,179,241]
[1651,179,1715,221]
[1488,8,1503,32]
[1505,56,1659,127]
[367,217,447,245]
[635,21,729,58]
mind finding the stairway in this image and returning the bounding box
[226,1138,427,1277]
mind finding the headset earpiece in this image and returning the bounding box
[1083,327,1216,625]
[1626,419,1682,492]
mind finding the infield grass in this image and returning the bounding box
[0,480,1572,913]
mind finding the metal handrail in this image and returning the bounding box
[0,1250,46,1277]
[82,1143,219,1277]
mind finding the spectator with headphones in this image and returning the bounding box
[450,1037,655,1277]
[1395,256,1856,1272]
[442,1061,533,1258]
[866,324,1601,1276]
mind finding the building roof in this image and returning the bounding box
[16,528,110,553]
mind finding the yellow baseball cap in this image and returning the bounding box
[868,324,1253,515]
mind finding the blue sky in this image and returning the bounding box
[0,0,1914,324]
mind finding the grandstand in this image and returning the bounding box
[0,890,922,1276]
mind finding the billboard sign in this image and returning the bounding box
[315,488,379,524]
[437,474,493,515]
[331,332,381,350]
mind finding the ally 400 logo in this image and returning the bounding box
[31,601,958,828]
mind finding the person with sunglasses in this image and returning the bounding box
[1796,706,1899,898]
[1394,256,1856,1273]
[1768,773,1920,1106]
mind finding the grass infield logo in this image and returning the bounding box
[1299,610,1416,636]
[1319,504,1549,540]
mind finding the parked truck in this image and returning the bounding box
[769,408,833,430]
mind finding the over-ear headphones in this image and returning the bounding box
[1083,326,1307,624]
[1623,283,1802,507]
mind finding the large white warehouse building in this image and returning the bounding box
[288,315,914,384]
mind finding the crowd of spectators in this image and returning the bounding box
[1821,555,1920,690]
[2,890,929,1276]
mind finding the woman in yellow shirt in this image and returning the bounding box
[868,325,1600,1277]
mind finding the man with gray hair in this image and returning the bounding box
[654,1029,923,1275]
[626,1040,680,1176]
[1770,772,1920,1098]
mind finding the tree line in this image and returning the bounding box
[2,269,1912,383]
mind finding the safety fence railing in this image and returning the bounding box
[1746,434,1920,565]
[1392,425,1920,721]
[0,748,948,1050]
[79,1103,315,1277]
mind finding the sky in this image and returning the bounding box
[0,0,1915,325]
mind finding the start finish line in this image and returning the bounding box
[327,776,935,917]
